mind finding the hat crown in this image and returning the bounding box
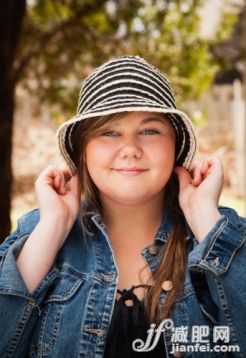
[57,55,197,172]
[76,56,177,116]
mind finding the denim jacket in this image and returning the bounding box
[0,206,245,358]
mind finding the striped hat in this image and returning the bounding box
[57,56,197,171]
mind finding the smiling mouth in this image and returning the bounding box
[113,168,148,176]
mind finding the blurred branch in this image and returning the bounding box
[13,0,108,84]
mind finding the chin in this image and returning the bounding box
[110,193,157,205]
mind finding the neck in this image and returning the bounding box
[100,194,165,248]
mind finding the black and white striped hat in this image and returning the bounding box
[57,56,197,171]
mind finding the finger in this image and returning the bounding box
[53,172,61,190]
[201,157,223,179]
[44,167,69,195]
[68,173,80,199]
[191,162,203,186]
[64,170,72,181]
[38,166,60,188]
[59,169,72,195]
[202,156,221,168]
[60,172,67,195]
[200,160,211,179]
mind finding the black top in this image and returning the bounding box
[104,284,166,357]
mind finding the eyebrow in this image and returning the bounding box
[140,116,168,125]
[109,115,169,129]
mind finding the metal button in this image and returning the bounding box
[162,280,173,291]
[100,273,115,282]
[125,299,134,307]
[85,328,104,337]
[211,257,220,267]
[148,244,159,255]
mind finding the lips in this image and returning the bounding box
[115,167,146,171]
[114,167,148,176]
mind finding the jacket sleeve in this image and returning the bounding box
[0,210,58,356]
[188,207,246,355]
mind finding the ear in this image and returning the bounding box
[174,166,192,191]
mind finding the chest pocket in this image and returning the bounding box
[30,268,85,356]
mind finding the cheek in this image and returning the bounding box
[150,141,175,166]
[85,141,115,171]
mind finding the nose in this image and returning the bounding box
[119,136,142,159]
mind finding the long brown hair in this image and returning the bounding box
[72,113,187,324]
[142,173,186,324]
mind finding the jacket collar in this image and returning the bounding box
[81,196,191,244]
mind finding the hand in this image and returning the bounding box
[35,165,80,234]
[175,156,224,242]
[175,156,224,212]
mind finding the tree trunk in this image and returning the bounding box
[0,0,26,243]
[0,86,14,243]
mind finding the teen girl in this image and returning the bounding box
[0,56,245,357]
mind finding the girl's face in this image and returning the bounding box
[85,112,176,206]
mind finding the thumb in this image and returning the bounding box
[174,166,192,191]
[69,173,80,198]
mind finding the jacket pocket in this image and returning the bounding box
[30,268,85,356]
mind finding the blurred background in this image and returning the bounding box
[1,0,246,243]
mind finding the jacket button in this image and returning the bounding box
[211,257,220,267]
[162,280,173,291]
[101,273,115,282]
[148,244,159,255]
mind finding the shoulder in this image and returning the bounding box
[17,208,40,235]
[1,208,41,240]
[17,209,86,235]
[186,206,246,245]
[0,209,40,256]
[0,209,85,256]
[218,206,246,226]
[15,209,84,237]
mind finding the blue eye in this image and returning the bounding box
[101,131,120,137]
[143,129,160,135]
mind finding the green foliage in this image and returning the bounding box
[209,5,242,70]
[215,10,239,43]
[15,0,239,121]
[16,1,142,119]
[124,0,218,103]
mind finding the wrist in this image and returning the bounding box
[184,201,218,220]
[39,215,72,240]
[184,205,221,243]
